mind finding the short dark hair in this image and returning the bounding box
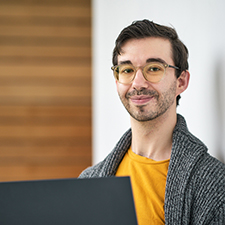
[112,19,189,106]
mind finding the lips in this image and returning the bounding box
[130,95,154,104]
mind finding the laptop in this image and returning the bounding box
[0,176,138,225]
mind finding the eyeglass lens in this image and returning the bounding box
[113,62,166,84]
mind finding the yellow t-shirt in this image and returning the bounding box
[116,147,169,225]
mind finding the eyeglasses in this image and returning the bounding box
[111,62,180,84]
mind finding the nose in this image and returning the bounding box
[131,68,149,90]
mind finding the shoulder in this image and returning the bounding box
[193,153,225,191]
[175,114,225,176]
[79,128,132,178]
[79,161,106,178]
[171,114,225,202]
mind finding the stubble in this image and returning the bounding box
[118,80,177,122]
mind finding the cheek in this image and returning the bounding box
[116,82,130,96]
[115,80,119,92]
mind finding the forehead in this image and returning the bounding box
[118,37,173,65]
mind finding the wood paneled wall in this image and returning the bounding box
[0,0,92,181]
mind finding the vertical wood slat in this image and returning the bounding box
[0,1,92,181]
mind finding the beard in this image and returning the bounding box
[118,80,177,122]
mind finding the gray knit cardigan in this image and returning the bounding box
[79,114,225,224]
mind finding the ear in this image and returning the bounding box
[176,70,190,96]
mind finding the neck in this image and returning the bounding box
[130,111,177,161]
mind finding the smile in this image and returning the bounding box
[130,95,154,105]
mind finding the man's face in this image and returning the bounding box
[116,37,179,122]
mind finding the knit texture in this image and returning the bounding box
[79,114,225,224]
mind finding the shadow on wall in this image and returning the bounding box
[214,55,225,164]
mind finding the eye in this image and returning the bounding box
[119,65,134,74]
[149,66,160,72]
[145,63,164,74]
[122,68,134,74]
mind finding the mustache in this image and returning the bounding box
[126,89,159,98]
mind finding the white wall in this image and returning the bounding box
[92,0,225,164]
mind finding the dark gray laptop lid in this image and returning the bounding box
[0,176,137,225]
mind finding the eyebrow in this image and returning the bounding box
[118,60,132,65]
[118,58,167,65]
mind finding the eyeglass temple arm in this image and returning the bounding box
[168,65,180,70]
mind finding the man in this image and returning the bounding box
[79,20,225,224]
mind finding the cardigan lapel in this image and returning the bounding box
[164,114,207,224]
[101,128,132,176]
